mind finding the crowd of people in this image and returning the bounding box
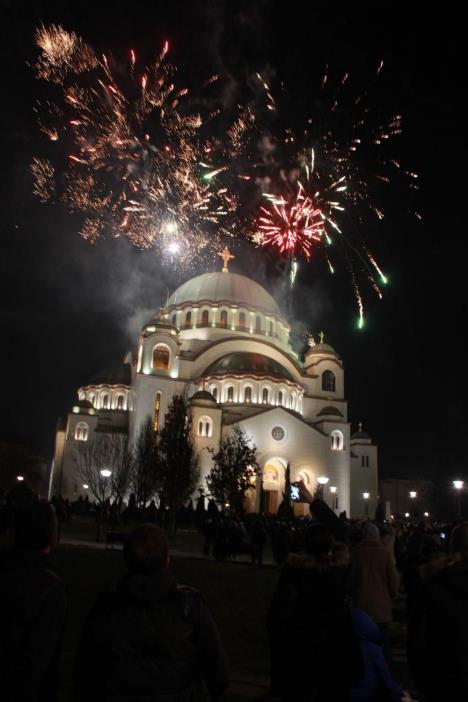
[1,483,467,702]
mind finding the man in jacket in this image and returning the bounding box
[0,500,67,702]
[350,522,400,662]
[74,524,229,702]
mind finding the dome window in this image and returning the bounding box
[226,386,234,403]
[198,415,213,438]
[278,390,283,406]
[331,430,344,451]
[255,315,262,333]
[152,345,170,370]
[244,386,252,403]
[185,311,192,328]
[89,393,95,406]
[322,370,336,392]
[171,314,176,327]
[210,386,218,402]
[239,312,246,331]
[201,310,210,326]
[102,394,109,409]
[75,422,89,441]
[262,387,269,405]
[220,310,228,328]
[117,395,125,410]
[269,320,274,335]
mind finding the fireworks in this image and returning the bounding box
[32,24,243,262]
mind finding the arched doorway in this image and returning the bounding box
[262,458,286,514]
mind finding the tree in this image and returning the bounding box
[206,426,258,515]
[277,462,294,520]
[131,417,159,508]
[73,435,115,507]
[156,395,199,534]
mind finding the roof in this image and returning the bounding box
[190,390,216,403]
[317,405,343,418]
[167,272,281,316]
[306,342,337,356]
[203,352,295,382]
[351,429,371,440]
[86,363,131,387]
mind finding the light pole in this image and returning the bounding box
[317,475,329,500]
[363,492,370,518]
[330,486,338,511]
[453,480,464,518]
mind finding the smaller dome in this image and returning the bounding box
[77,400,93,409]
[351,429,371,441]
[317,405,343,418]
[145,317,178,333]
[87,364,131,386]
[190,390,217,403]
[306,342,337,356]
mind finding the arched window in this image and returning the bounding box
[89,393,95,406]
[102,394,109,409]
[201,310,209,326]
[220,310,228,328]
[152,345,170,370]
[322,370,336,392]
[226,386,234,403]
[171,314,176,327]
[278,390,283,406]
[330,430,344,451]
[239,312,246,331]
[198,415,213,438]
[244,386,252,403]
[117,395,124,410]
[269,320,274,335]
[262,387,269,404]
[154,392,161,432]
[255,315,262,333]
[75,422,89,441]
[185,311,192,328]
[210,386,218,402]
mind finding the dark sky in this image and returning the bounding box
[1,1,466,482]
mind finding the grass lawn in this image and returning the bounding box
[53,543,277,700]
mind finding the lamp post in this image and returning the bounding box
[317,475,329,500]
[363,492,370,518]
[330,486,338,510]
[453,480,464,518]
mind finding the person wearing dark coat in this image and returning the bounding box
[409,522,468,702]
[349,609,410,702]
[0,500,67,702]
[74,524,229,702]
[267,525,363,702]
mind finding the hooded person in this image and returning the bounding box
[409,522,468,702]
[350,522,400,662]
[74,524,228,702]
[267,525,363,702]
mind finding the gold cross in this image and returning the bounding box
[218,246,235,272]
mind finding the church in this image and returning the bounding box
[50,250,378,518]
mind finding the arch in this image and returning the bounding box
[116,394,125,410]
[269,320,274,335]
[244,385,253,403]
[75,421,89,441]
[278,390,284,406]
[262,387,270,405]
[220,310,228,328]
[290,393,296,410]
[296,468,313,487]
[255,315,262,333]
[225,385,234,403]
[89,393,95,406]
[197,415,213,438]
[322,369,336,392]
[152,344,170,370]
[185,310,192,328]
[209,384,218,402]
[201,309,210,326]
[330,429,344,451]
[102,394,109,409]
[239,311,246,331]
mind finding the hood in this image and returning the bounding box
[117,568,177,603]
[352,608,381,644]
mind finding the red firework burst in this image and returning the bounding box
[257,183,325,259]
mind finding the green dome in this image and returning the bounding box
[203,352,294,382]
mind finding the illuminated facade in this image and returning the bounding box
[50,262,378,517]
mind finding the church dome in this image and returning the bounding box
[167,272,281,317]
[86,363,131,386]
[306,342,337,356]
[203,352,294,382]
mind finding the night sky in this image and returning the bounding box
[1,1,466,483]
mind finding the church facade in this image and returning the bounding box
[50,259,378,518]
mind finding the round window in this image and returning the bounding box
[271,426,285,441]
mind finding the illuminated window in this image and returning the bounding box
[198,415,213,438]
[244,386,252,403]
[210,386,218,402]
[226,386,234,403]
[152,345,170,370]
[154,392,161,432]
[201,310,209,326]
[239,312,246,331]
[331,430,344,451]
[75,422,89,441]
[102,394,109,409]
[220,310,228,328]
[89,393,95,406]
[322,370,336,392]
[117,395,124,410]
[278,390,283,406]
[256,315,261,333]
[262,387,269,404]
[185,311,192,327]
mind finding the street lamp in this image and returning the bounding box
[363,492,370,518]
[453,480,464,518]
[317,476,329,500]
[405,512,410,518]
[82,484,89,490]
[409,491,417,499]
[330,486,338,510]
[100,469,112,478]
[424,511,429,518]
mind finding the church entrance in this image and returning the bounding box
[261,458,286,515]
